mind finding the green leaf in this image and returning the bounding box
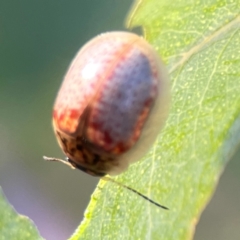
[71,1,240,239]
[0,187,43,240]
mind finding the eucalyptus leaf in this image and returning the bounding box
[0,187,43,240]
[71,0,240,239]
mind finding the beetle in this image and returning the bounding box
[44,31,169,209]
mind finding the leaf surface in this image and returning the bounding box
[71,1,240,239]
[0,187,43,240]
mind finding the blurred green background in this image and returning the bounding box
[0,1,239,240]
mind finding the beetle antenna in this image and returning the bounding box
[43,156,76,169]
[44,156,168,210]
[101,176,169,210]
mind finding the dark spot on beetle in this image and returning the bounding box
[76,136,82,142]
[82,152,89,162]
[56,131,61,137]
[68,157,106,177]
[59,136,67,146]
[93,154,100,165]
[70,148,76,155]
[61,138,68,151]
[76,144,83,151]
[106,157,114,163]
